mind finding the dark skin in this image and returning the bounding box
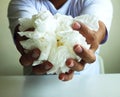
[14,0,106,81]
[49,0,67,9]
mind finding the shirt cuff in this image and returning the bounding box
[100,29,108,44]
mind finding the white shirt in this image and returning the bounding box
[8,0,113,35]
[8,0,113,75]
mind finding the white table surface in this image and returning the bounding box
[0,74,120,97]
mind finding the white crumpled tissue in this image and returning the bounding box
[18,10,99,74]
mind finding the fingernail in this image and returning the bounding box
[74,45,82,53]
[68,61,74,67]
[72,22,81,30]
[32,49,40,59]
[32,53,39,59]
[61,76,65,81]
[59,74,65,81]
[45,64,52,70]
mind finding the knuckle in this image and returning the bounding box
[74,63,85,71]
[19,55,33,66]
[72,60,85,71]
[68,75,73,81]
[32,64,45,75]
[90,57,96,63]
[77,65,84,71]
[64,75,73,81]
[90,34,96,42]
[31,48,41,60]
[85,50,96,63]
[32,61,53,75]
[88,54,96,63]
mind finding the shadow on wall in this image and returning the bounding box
[0,0,23,75]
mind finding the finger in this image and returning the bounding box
[14,31,28,55]
[59,70,74,81]
[72,22,81,30]
[32,61,53,75]
[14,25,35,55]
[72,22,99,53]
[73,22,99,52]
[72,22,95,44]
[25,28,35,31]
[74,44,96,63]
[73,22,92,38]
[19,48,41,66]
[66,58,85,71]
[31,48,41,60]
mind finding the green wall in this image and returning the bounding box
[100,0,120,73]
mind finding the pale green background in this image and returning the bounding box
[0,0,120,75]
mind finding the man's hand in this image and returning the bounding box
[59,21,106,81]
[14,25,53,74]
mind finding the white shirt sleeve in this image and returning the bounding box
[80,0,113,32]
[8,0,38,35]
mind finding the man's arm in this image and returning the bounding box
[59,0,113,81]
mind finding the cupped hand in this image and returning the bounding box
[14,25,53,75]
[59,21,106,81]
